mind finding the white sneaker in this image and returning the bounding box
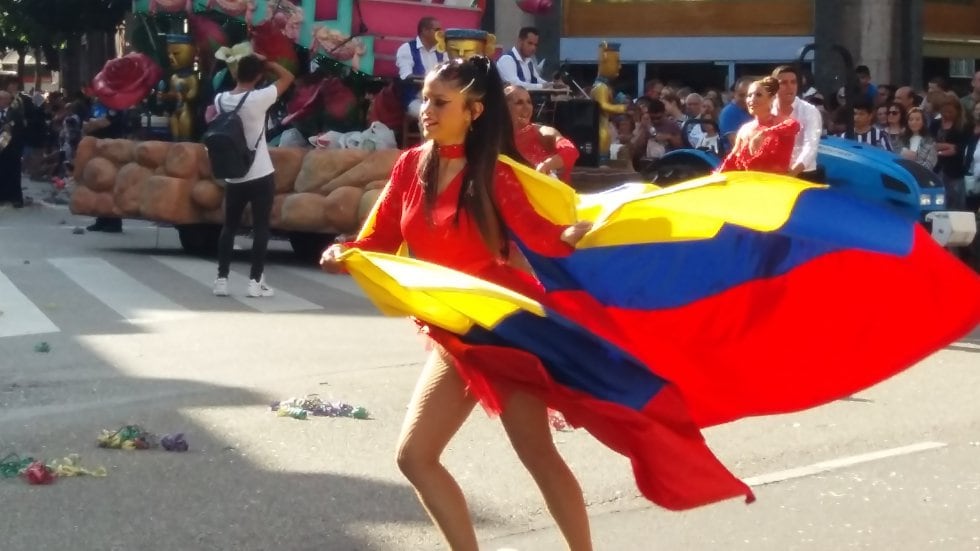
[213,277,229,297]
[247,276,274,298]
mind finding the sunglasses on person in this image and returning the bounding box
[888,110,901,115]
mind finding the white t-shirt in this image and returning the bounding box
[909,135,922,152]
[214,86,277,183]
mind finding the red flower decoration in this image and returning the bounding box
[91,53,163,111]
[188,14,229,58]
[251,20,299,75]
[321,77,358,121]
[282,76,358,125]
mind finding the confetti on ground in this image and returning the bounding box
[50,454,108,477]
[97,425,189,452]
[1,452,107,484]
[0,454,35,479]
[270,394,370,420]
[160,433,189,452]
[22,461,55,485]
[548,409,573,432]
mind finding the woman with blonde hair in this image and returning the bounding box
[930,95,969,209]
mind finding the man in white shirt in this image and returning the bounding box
[212,54,294,298]
[772,65,824,182]
[497,27,552,91]
[394,16,443,118]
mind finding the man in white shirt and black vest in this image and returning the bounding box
[497,27,553,91]
[394,16,444,118]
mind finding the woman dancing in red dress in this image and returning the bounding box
[505,84,580,183]
[320,57,594,551]
[719,76,800,172]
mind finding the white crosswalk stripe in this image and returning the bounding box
[151,255,322,313]
[280,266,366,299]
[0,255,373,339]
[48,257,195,324]
[0,269,59,338]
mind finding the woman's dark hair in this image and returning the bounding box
[902,107,932,140]
[887,101,907,128]
[771,64,799,80]
[417,55,526,258]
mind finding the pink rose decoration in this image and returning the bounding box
[91,53,163,111]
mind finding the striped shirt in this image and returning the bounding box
[838,127,893,152]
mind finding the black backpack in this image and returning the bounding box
[202,91,264,179]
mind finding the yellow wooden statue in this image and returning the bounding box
[590,41,626,163]
[435,28,497,61]
[165,34,200,141]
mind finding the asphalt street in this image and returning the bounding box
[1,183,978,551]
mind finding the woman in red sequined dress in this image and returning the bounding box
[505,84,580,183]
[718,76,800,173]
[320,57,594,551]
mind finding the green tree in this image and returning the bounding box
[0,0,130,92]
[0,0,46,80]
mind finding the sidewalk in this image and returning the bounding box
[19,174,72,209]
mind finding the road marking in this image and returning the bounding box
[281,266,366,299]
[0,269,59,338]
[152,255,322,313]
[743,441,948,487]
[949,341,980,350]
[48,257,193,324]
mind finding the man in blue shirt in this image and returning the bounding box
[719,77,753,149]
[856,65,878,105]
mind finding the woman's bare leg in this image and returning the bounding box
[396,349,479,551]
[500,393,593,551]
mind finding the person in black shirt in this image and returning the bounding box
[0,79,27,208]
[82,103,128,232]
[930,96,969,210]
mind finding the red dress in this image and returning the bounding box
[349,146,768,513]
[718,118,800,172]
[514,124,580,183]
[350,146,571,288]
[347,146,575,404]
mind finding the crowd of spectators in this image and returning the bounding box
[603,66,980,210]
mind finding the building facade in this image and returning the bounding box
[541,0,980,95]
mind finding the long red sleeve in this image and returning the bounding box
[346,152,410,254]
[492,163,574,257]
[554,136,579,182]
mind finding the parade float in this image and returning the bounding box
[70,0,487,260]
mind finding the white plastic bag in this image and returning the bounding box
[278,128,309,148]
[308,130,345,149]
[358,122,398,151]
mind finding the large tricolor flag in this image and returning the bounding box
[341,158,980,510]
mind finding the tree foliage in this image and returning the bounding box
[17,0,130,35]
[0,0,130,76]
